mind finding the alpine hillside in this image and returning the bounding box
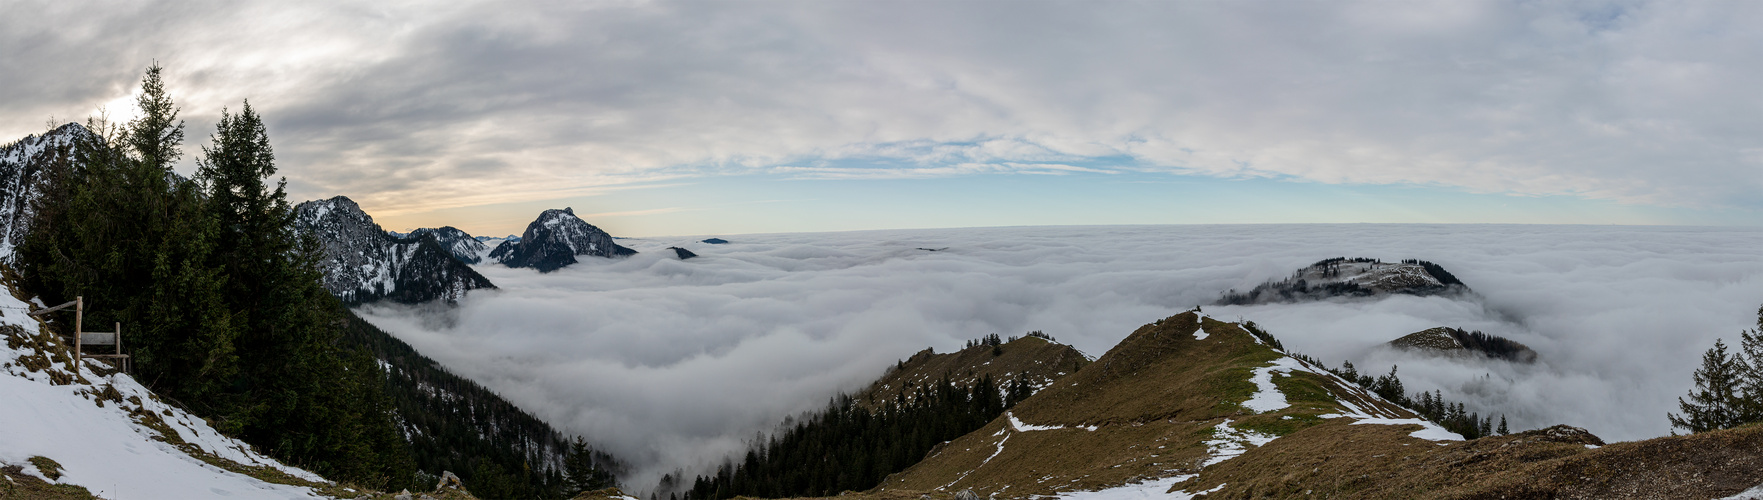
[294,196,496,304]
[846,311,1763,499]
[490,207,636,272]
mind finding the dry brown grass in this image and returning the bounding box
[0,462,96,500]
[1188,420,1763,499]
[868,312,1383,498]
[864,312,1763,500]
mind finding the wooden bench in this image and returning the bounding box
[29,296,130,373]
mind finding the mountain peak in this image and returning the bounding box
[490,208,635,272]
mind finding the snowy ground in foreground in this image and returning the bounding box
[0,291,329,499]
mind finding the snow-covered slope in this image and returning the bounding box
[0,291,331,499]
[489,207,635,272]
[410,226,489,265]
[0,123,87,260]
[293,196,495,304]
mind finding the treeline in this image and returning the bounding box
[688,374,1033,500]
[343,313,620,497]
[1670,306,1763,434]
[1444,328,1533,362]
[1401,258,1465,286]
[963,331,1058,351]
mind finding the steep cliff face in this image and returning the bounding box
[0,123,88,259]
[490,207,635,272]
[293,196,495,304]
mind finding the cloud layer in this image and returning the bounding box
[357,224,1763,491]
[7,1,1763,216]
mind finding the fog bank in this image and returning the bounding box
[357,224,1763,489]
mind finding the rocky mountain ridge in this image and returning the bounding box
[293,196,495,304]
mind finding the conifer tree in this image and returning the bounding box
[1669,339,1746,433]
[563,437,614,494]
[1497,415,1509,435]
[1739,317,1763,424]
[15,63,234,396]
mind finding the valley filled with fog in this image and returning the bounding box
[356,224,1763,487]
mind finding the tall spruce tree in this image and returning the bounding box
[195,100,414,486]
[1669,339,1746,433]
[563,437,615,494]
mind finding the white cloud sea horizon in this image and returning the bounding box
[356,223,1763,489]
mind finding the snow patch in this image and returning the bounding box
[1007,412,1096,432]
[1720,482,1763,500]
[1241,357,1304,413]
[1345,418,1464,442]
[1202,419,1279,467]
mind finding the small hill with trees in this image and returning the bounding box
[1388,326,1538,363]
[1218,257,1471,305]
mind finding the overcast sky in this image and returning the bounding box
[5,0,1763,235]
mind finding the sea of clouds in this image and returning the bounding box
[356,224,1763,490]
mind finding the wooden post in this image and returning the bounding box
[115,322,124,373]
[73,296,82,374]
